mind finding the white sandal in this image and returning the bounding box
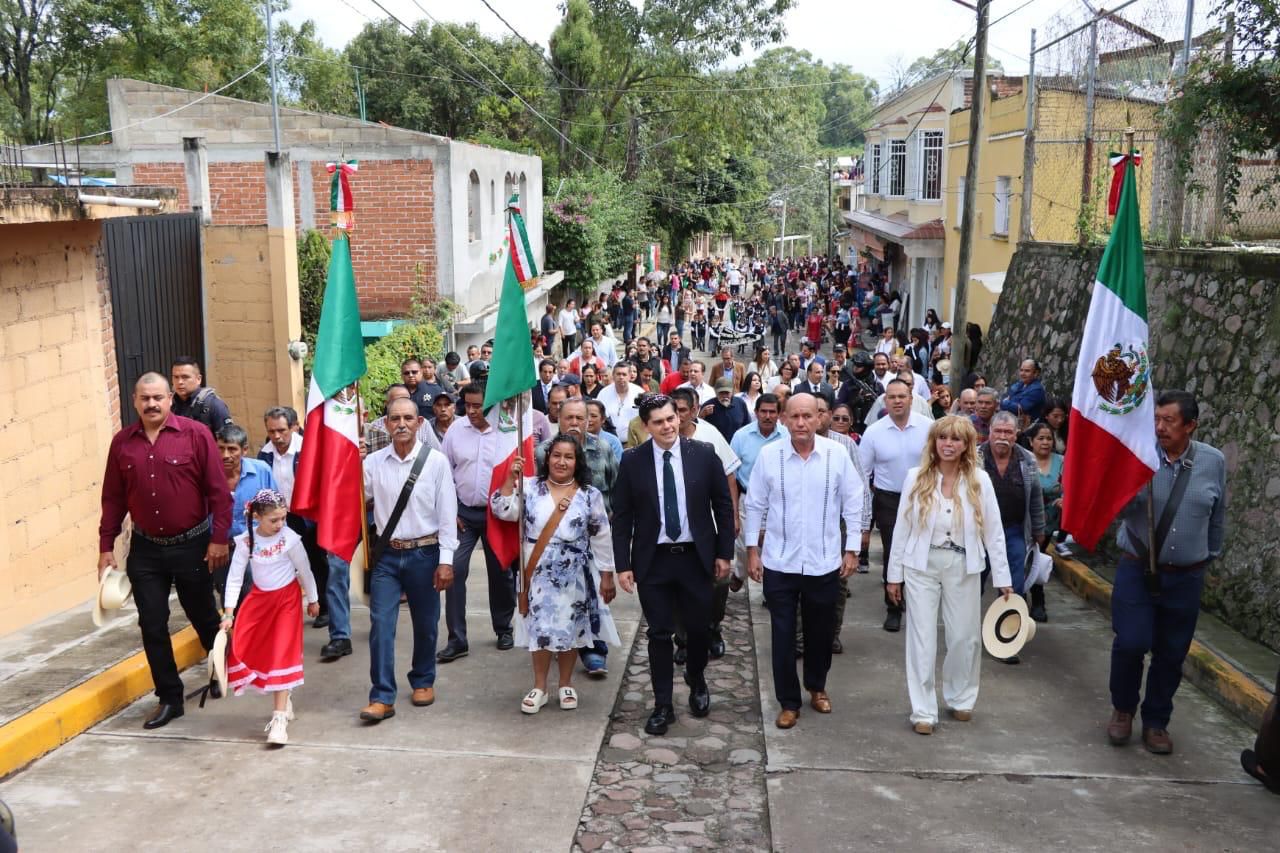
[559,687,578,710]
[521,688,548,714]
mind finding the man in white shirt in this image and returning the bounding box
[596,363,643,437]
[359,396,458,722]
[557,299,580,358]
[892,355,932,399]
[858,379,933,632]
[678,361,715,407]
[587,321,618,368]
[745,393,863,730]
[438,384,518,662]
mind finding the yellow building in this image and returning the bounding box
[942,84,1161,330]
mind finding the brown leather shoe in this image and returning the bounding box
[411,687,435,707]
[809,691,832,714]
[1142,727,1173,755]
[776,709,800,729]
[949,708,973,722]
[913,721,934,735]
[1107,709,1134,745]
[359,702,395,722]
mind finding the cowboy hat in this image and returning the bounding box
[93,567,133,627]
[348,544,369,607]
[1023,549,1054,595]
[209,628,229,697]
[983,594,1037,659]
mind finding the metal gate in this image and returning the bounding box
[104,212,204,426]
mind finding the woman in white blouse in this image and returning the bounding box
[885,416,1012,735]
[748,346,778,388]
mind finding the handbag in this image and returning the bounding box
[519,485,578,617]
[369,446,432,570]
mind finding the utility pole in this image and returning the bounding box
[265,0,283,153]
[827,154,834,261]
[1078,18,1099,245]
[949,0,990,396]
[1018,28,1037,241]
[779,195,787,260]
[1165,0,1196,246]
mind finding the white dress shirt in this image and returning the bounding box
[679,381,715,406]
[597,382,643,435]
[261,432,302,503]
[558,309,578,337]
[591,334,618,368]
[858,411,933,493]
[653,439,692,544]
[691,420,741,478]
[440,418,505,507]
[363,442,459,564]
[744,435,864,575]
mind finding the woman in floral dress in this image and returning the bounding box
[492,435,622,714]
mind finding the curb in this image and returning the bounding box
[1050,549,1271,729]
[0,626,204,780]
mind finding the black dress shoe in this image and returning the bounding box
[883,610,902,632]
[645,705,677,735]
[312,614,330,629]
[708,631,726,660]
[831,637,844,654]
[673,644,688,666]
[436,643,469,663]
[1029,604,1048,623]
[207,677,222,700]
[321,638,353,661]
[496,632,514,651]
[143,703,184,730]
[688,678,711,718]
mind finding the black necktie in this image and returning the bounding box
[663,450,681,539]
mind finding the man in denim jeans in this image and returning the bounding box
[1107,390,1226,755]
[359,396,459,722]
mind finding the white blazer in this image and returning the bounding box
[885,466,1012,587]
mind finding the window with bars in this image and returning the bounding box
[870,144,882,194]
[994,175,1012,235]
[920,131,943,201]
[889,139,906,197]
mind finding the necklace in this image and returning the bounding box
[548,477,575,487]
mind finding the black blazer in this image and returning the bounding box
[612,437,734,582]
[531,382,554,414]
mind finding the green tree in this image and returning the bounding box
[277,18,353,115]
[549,0,602,175]
[895,39,1002,92]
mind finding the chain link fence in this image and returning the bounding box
[1022,0,1279,247]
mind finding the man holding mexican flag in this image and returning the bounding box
[1061,150,1227,757]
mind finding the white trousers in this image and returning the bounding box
[904,547,983,725]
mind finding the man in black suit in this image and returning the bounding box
[796,360,834,398]
[532,359,557,414]
[613,394,734,735]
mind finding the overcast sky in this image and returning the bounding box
[282,0,1208,88]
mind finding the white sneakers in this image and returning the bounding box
[265,711,289,745]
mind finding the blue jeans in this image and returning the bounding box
[1110,556,1205,729]
[656,323,670,346]
[1004,524,1026,595]
[368,544,441,705]
[326,552,351,641]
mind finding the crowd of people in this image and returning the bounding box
[94,252,1276,794]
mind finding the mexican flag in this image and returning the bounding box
[507,194,538,283]
[482,248,538,567]
[644,243,660,273]
[1060,155,1158,550]
[291,235,367,561]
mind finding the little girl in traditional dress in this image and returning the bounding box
[221,489,318,746]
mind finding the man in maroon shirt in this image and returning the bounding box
[99,372,232,730]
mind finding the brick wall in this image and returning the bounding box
[133,158,437,317]
[0,221,120,634]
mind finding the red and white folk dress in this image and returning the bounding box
[224,527,318,694]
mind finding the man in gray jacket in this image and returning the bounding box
[979,412,1047,646]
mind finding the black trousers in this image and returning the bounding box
[1254,666,1280,771]
[210,539,251,612]
[287,513,329,615]
[637,548,712,706]
[127,533,221,706]
[873,489,903,613]
[764,568,840,711]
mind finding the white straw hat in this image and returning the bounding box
[209,628,229,697]
[982,594,1037,659]
[93,567,133,627]
[1023,549,1054,594]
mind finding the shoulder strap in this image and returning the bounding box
[521,485,578,615]
[193,387,216,414]
[372,446,431,566]
[1151,442,1196,561]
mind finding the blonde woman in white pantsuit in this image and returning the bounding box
[885,416,1013,735]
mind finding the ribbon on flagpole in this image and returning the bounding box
[1107,151,1141,217]
[326,160,359,230]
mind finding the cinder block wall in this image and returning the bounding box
[0,221,120,634]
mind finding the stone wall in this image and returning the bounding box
[983,241,1280,650]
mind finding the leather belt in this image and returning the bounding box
[136,517,211,546]
[1122,553,1207,574]
[390,534,439,550]
[931,541,967,555]
[657,542,694,555]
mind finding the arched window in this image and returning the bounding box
[490,179,496,213]
[519,172,528,208]
[468,170,481,242]
[503,172,514,204]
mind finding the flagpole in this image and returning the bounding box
[505,197,528,601]
[355,384,373,604]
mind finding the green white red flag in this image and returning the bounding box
[1060,155,1158,550]
[644,243,660,273]
[291,235,367,561]
[482,240,538,567]
[507,194,538,282]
